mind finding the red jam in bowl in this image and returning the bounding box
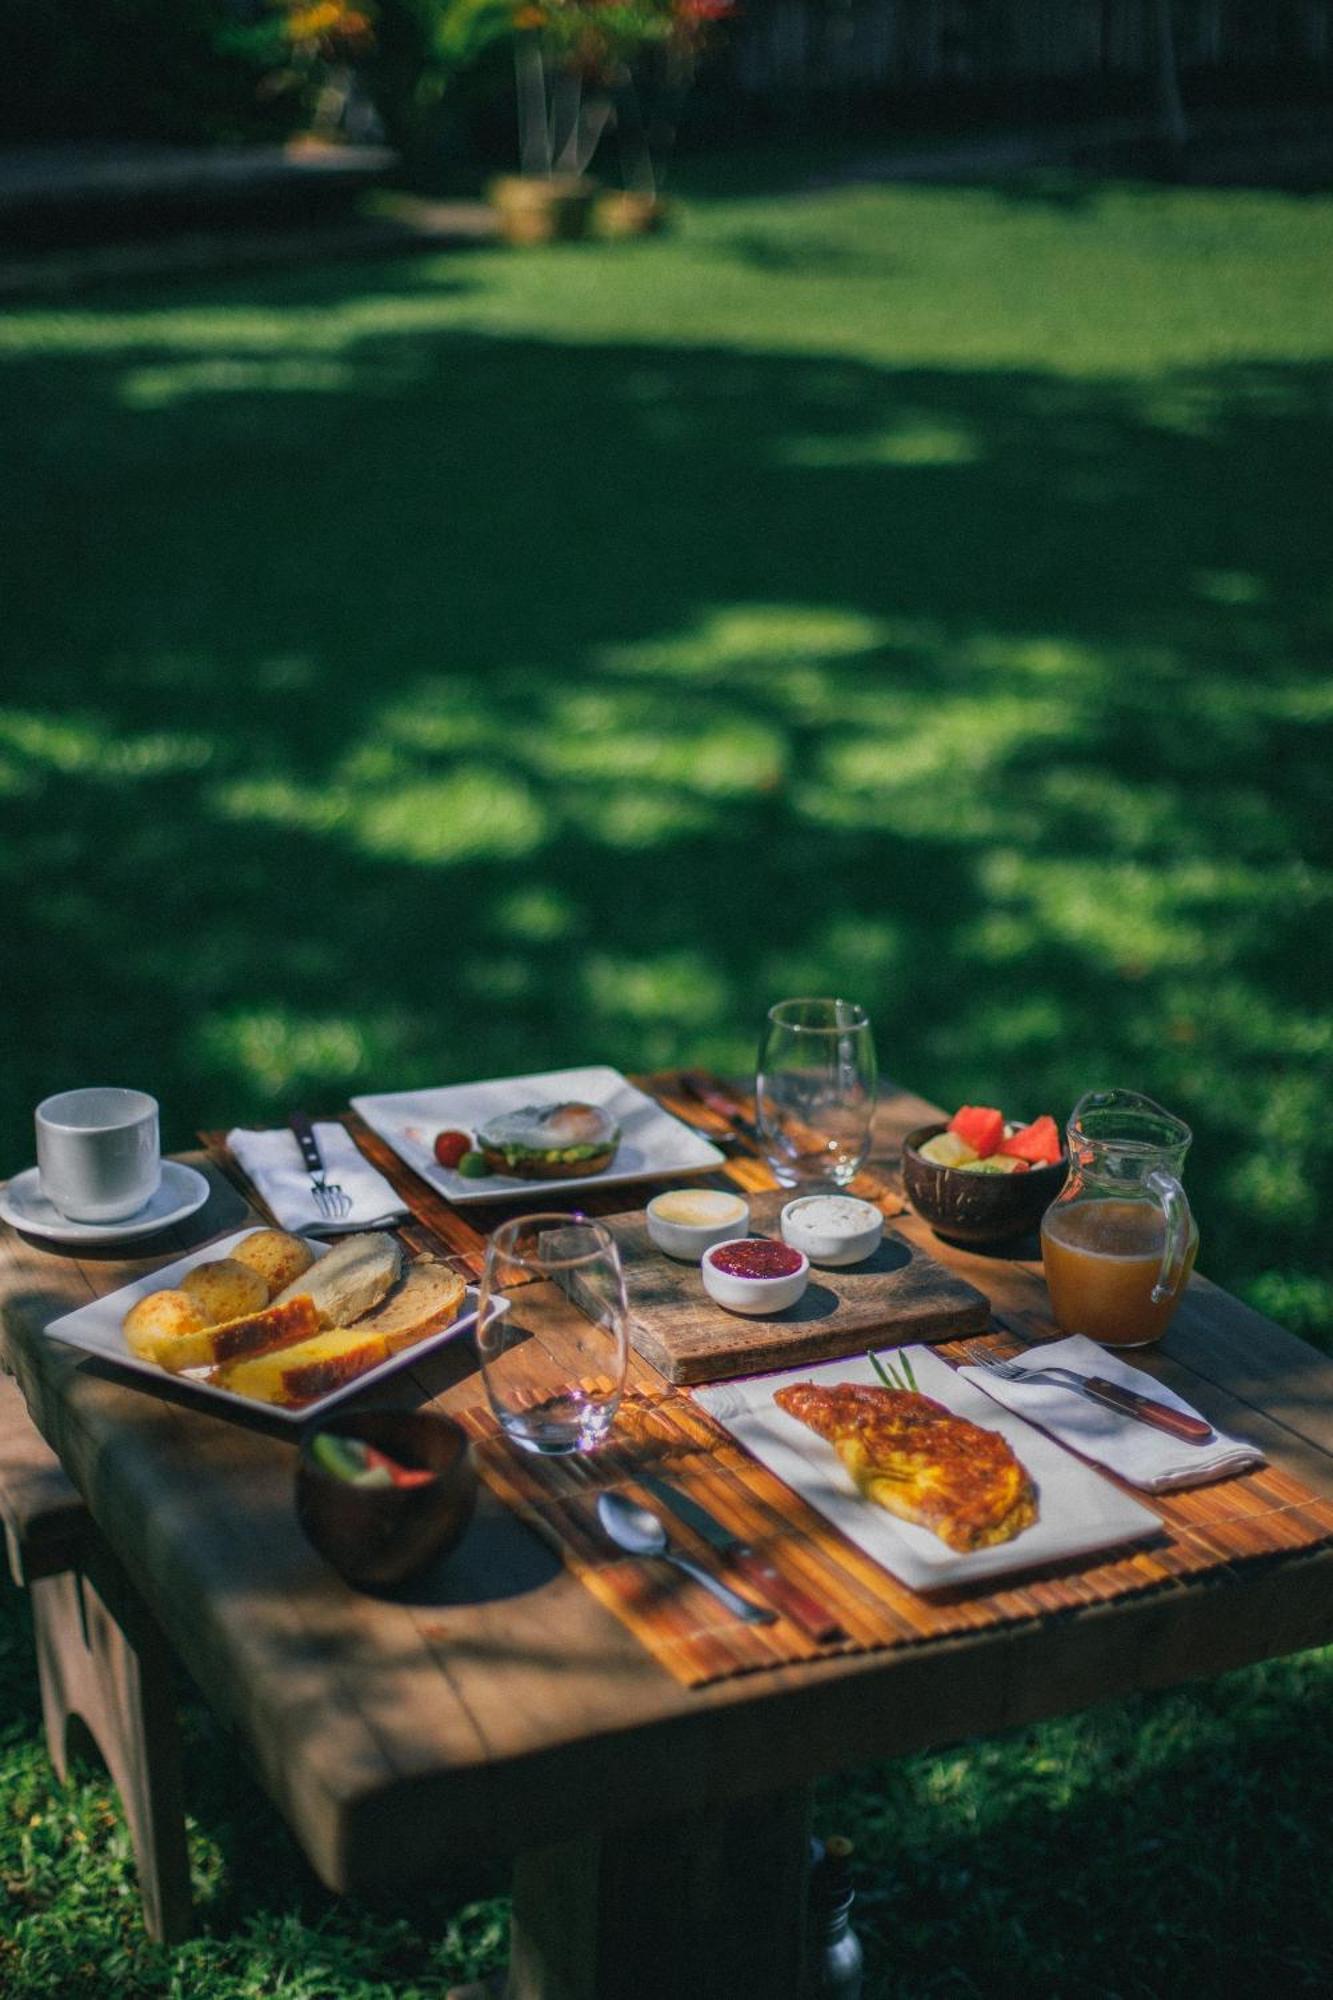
[708,1238,804,1280]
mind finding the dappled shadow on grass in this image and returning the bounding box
[0,275,1329,1333]
[833,1643,1333,1996]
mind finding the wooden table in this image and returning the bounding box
[5,1081,1333,1998]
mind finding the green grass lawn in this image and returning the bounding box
[2,157,1332,1993]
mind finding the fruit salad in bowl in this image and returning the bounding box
[903,1104,1068,1246]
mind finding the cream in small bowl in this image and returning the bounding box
[701,1237,809,1316]
[780,1194,884,1268]
[646,1188,750,1263]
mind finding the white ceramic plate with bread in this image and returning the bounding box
[43,1227,488,1426]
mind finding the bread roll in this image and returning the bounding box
[230,1228,315,1300]
[181,1257,269,1326]
[123,1289,207,1359]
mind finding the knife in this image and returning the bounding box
[968,1351,1216,1444]
[638,1471,846,1643]
[677,1072,763,1149]
[1058,1373,1216,1444]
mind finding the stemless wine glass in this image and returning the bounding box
[755,998,877,1189]
[476,1213,629,1455]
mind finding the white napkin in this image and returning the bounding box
[958,1334,1264,1492]
[225,1124,408,1235]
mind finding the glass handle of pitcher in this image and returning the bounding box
[1146,1169,1192,1305]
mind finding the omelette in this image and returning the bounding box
[774,1381,1037,1552]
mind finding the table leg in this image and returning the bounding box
[30,1531,193,1945]
[507,1784,813,2000]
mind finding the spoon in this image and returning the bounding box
[597,1491,777,1626]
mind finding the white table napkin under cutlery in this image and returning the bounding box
[958,1334,1264,1491]
[225,1124,408,1235]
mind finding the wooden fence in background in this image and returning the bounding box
[729,0,1333,99]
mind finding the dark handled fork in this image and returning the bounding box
[289,1112,353,1224]
[966,1349,1214,1444]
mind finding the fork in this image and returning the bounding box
[289,1112,353,1224]
[965,1348,1214,1444]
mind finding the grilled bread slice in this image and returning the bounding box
[212,1263,467,1406]
[212,1325,398,1407]
[131,1293,321,1374]
[271,1231,401,1328]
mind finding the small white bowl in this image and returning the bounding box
[780,1194,884,1268]
[701,1238,809,1316]
[646,1188,751,1263]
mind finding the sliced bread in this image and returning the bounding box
[212,1261,467,1406]
[212,1325,398,1407]
[350,1260,467,1354]
[139,1294,322,1374]
[271,1231,401,1328]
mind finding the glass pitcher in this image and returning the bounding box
[1039,1089,1198,1348]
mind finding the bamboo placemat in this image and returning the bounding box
[455,1336,1333,1689]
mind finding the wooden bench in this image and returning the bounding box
[0,1366,192,1943]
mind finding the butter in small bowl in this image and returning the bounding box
[646,1187,750,1263]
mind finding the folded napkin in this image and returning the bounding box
[959,1334,1264,1492]
[225,1124,408,1235]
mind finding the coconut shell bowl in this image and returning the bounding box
[901,1123,1070,1248]
[296,1409,476,1593]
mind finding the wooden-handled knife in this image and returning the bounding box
[637,1471,845,1643]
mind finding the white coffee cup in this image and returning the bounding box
[35,1088,161,1224]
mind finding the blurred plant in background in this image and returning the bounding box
[221,1,379,140]
[392,0,733,191]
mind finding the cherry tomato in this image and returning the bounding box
[433,1129,472,1170]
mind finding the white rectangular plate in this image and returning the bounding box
[43,1230,482,1428]
[695,1347,1161,1593]
[352,1065,725,1205]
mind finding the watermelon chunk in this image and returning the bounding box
[364,1445,436,1490]
[948,1105,1005,1158]
[997,1114,1063,1166]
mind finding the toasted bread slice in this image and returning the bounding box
[271,1231,401,1328]
[138,1294,321,1374]
[212,1265,467,1406]
[212,1325,397,1407]
[350,1260,466,1353]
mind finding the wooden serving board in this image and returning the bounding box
[607,1192,990,1385]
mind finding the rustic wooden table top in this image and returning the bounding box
[4,1080,1333,1903]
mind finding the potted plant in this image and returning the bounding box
[427,0,733,242]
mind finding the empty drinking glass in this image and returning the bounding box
[477,1213,629,1455]
[755,998,877,1189]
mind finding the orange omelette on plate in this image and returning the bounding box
[774,1380,1038,1552]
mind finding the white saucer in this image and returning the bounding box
[0,1162,212,1246]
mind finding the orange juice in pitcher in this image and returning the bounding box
[1040,1091,1197,1349]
